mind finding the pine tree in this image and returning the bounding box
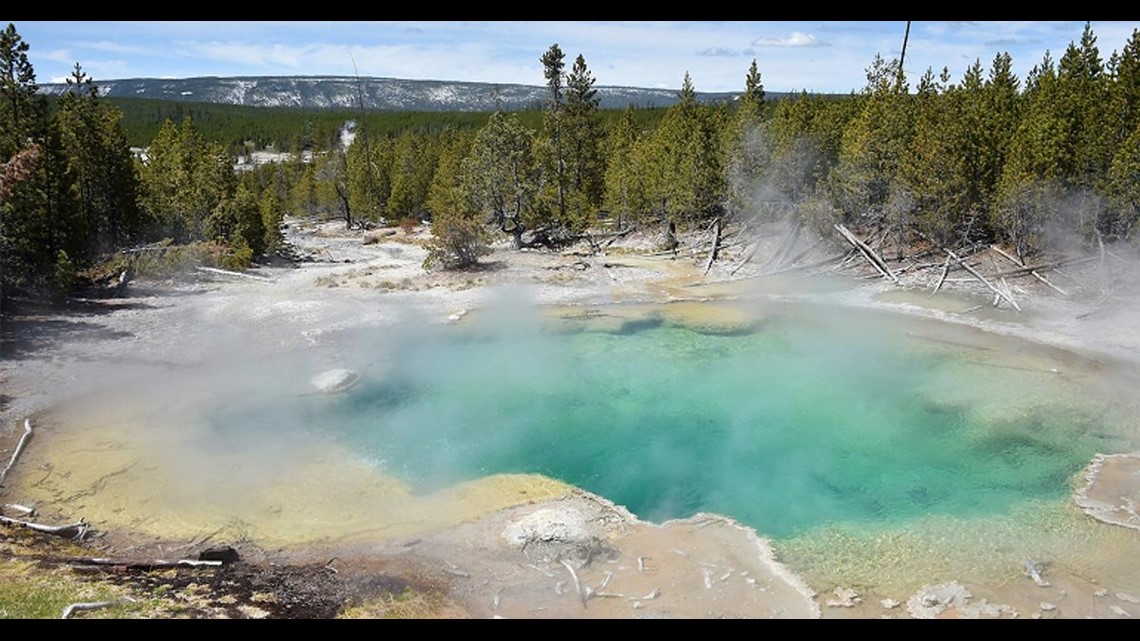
[898,66,971,245]
[830,54,914,232]
[1107,29,1140,150]
[740,59,765,121]
[139,117,233,243]
[644,72,726,224]
[1103,28,1140,240]
[725,59,772,220]
[994,52,1067,256]
[2,118,81,290]
[387,130,438,223]
[346,127,384,222]
[56,63,144,257]
[977,52,1021,223]
[765,90,859,209]
[602,106,650,225]
[562,53,605,229]
[539,44,567,224]
[0,23,43,158]
[426,128,475,218]
[0,23,80,295]
[460,111,537,249]
[1057,22,1111,197]
[1103,124,1140,241]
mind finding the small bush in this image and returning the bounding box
[399,216,418,235]
[422,213,490,271]
[52,250,76,300]
[220,235,254,271]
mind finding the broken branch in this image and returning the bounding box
[0,515,91,540]
[0,418,33,487]
[65,556,224,570]
[834,224,899,284]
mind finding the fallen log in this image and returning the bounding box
[61,599,133,619]
[65,556,224,570]
[915,232,1020,311]
[0,418,33,487]
[834,224,899,284]
[929,256,952,298]
[957,253,1020,311]
[989,255,1098,279]
[2,503,35,517]
[0,515,91,540]
[194,266,273,282]
[990,245,1069,296]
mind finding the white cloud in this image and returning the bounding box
[751,31,827,48]
[698,48,740,57]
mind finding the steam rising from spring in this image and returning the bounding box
[186,293,1135,539]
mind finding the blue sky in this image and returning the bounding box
[9,21,1140,95]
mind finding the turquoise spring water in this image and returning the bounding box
[212,301,1131,541]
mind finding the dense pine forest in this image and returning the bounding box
[2,22,1138,297]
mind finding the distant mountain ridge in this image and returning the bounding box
[37,75,770,112]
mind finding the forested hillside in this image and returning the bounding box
[36,74,747,113]
[2,22,1138,299]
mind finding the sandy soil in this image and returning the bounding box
[2,216,1139,619]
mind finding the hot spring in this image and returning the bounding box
[20,294,1140,598]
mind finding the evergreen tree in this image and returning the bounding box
[460,111,537,249]
[423,129,490,272]
[0,23,43,158]
[977,52,1021,223]
[602,106,650,224]
[764,90,859,210]
[426,128,475,218]
[138,117,233,243]
[345,127,384,223]
[994,52,1067,256]
[386,130,438,223]
[1057,22,1111,196]
[644,72,726,224]
[1104,124,1140,241]
[2,118,81,290]
[0,23,80,295]
[257,179,285,254]
[898,66,971,245]
[207,183,264,261]
[740,59,766,121]
[315,143,353,229]
[539,43,567,224]
[562,53,605,229]
[725,60,772,220]
[56,63,144,257]
[1107,29,1140,151]
[830,54,914,236]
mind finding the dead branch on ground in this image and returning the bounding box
[0,514,92,540]
[64,556,224,570]
[0,418,33,487]
[61,598,137,619]
[834,224,899,284]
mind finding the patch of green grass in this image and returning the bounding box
[0,559,130,619]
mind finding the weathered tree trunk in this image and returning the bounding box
[702,218,722,276]
[834,223,898,284]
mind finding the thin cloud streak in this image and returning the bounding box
[14,21,1140,95]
